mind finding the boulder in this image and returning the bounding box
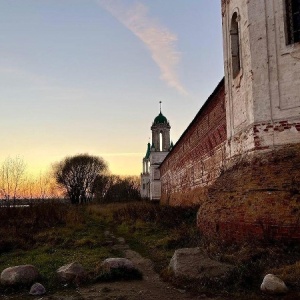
[29,282,46,295]
[56,262,86,283]
[101,258,135,272]
[169,248,233,280]
[261,274,288,294]
[98,257,142,281]
[0,265,40,286]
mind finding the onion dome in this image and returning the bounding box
[153,112,168,124]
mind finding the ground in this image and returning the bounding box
[42,248,221,300]
[2,203,300,300]
[3,234,222,300]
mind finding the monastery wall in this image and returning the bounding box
[160,79,226,206]
[144,0,300,243]
[198,143,300,242]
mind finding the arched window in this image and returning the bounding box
[159,132,163,151]
[286,0,300,45]
[230,12,241,78]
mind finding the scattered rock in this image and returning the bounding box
[0,265,40,286]
[57,262,86,284]
[117,237,126,244]
[101,258,135,272]
[260,274,288,294]
[169,248,233,280]
[29,282,46,295]
[98,258,143,281]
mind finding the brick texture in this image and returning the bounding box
[197,143,300,243]
[160,79,226,206]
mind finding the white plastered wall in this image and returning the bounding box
[149,151,168,201]
[223,0,300,157]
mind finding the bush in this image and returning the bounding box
[112,202,198,228]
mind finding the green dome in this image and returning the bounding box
[154,112,168,124]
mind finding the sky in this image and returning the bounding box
[0,0,224,177]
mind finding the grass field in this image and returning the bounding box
[0,201,300,299]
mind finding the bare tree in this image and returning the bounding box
[21,176,36,200]
[92,173,112,202]
[20,171,61,200]
[39,171,62,199]
[0,157,26,203]
[38,172,51,200]
[53,154,108,204]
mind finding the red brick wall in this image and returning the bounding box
[160,79,226,206]
[197,144,300,243]
[159,76,300,243]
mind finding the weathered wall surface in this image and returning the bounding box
[223,0,300,158]
[160,80,226,206]
[197,143,300,242]
[222,0,253,139]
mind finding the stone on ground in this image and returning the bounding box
[117,237,126,244]
[29,282,46,295]
[0,265,40,286]
[260,274,288,294]
[56,262,86,283]
[101,258,135,272]
[169,247,233,280]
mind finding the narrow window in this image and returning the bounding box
[230,12,241,78]
[286,0,300,44]
[159,132,163,151]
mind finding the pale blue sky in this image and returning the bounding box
[0,0,223,176]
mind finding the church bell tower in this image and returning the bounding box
[151,102,171,152]
[140,102,171,201]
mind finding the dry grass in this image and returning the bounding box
[1,201,300,299]
[87,202,201,274]
[111,202,199,228]
[0,202,79,253]
[0,202,118,296]
[270,261,300,288]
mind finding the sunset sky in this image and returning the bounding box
[0,0,223,177]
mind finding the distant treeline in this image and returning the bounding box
[0,198,68,207]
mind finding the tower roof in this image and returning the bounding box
[153,112,168,124]
[144,142,151,159]
[153,101,169,125]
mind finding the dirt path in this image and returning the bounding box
[45,247,220,300]
[4,234,223,300]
